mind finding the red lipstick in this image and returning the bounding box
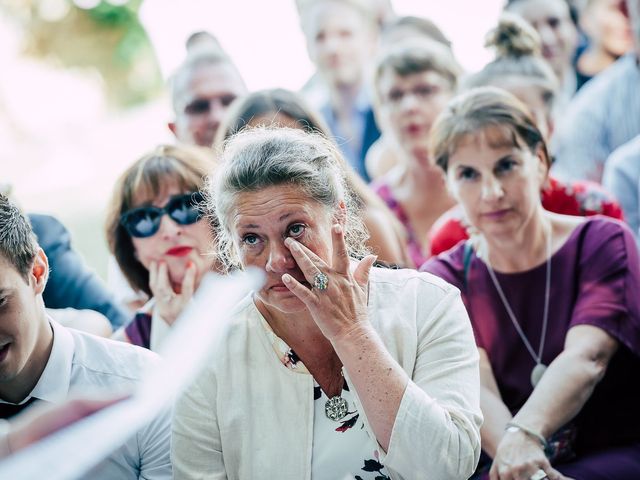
[166,246,193,257]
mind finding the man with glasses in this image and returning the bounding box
[168,49,248,148]
[0,194,172,479]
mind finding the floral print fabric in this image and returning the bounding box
[261,318,390,480]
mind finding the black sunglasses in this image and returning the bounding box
[184,94,237,115]
[120,191,204,238]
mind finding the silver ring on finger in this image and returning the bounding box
[529,469,548,480]
[313,271,329,291]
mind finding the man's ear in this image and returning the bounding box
[30,248,49,295]
[168,122,178,137]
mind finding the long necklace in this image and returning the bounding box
[485,224,552,388]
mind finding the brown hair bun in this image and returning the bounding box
[485,13,541,58]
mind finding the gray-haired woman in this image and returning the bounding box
[172,128,482,480]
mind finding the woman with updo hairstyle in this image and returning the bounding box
[504,0,579,107]
[428,13,622,257]
[215,88,412,266]
[172,127,482,479]
[106,144,222,351]
[422,87,640,479]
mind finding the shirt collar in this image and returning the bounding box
[29,319,74,403]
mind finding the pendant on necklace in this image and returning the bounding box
[531,363,547,388]
[325,396,349,421]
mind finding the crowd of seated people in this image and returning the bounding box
[2,1,640,479]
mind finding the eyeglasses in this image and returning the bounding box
[385,84,445,106]
[120,192,204,238]
[183,94,237,115]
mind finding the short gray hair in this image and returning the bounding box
[208,127,369,271]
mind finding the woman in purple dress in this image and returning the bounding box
[422,87,640,480]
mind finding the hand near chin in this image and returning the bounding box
[282,224,377,343]
[149,260,196,326]
[490,430,571,480]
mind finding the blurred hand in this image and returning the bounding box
[5,394,129,456]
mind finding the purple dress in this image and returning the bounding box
[422,217,640,478]
[125,311,152,350]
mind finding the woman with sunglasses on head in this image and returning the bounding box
[422,87,640,479]
[106,145,221,351]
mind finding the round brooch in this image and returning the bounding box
[325,395,348,421]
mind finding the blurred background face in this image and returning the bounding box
[129,182,215,290]
[302,1,377,89]
[581,0,633,56]
[172,63,247,147]
[628,0,640,53]
[508,0,578,78]
[376,68,453,162]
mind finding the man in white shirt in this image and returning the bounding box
[0,193,171,479]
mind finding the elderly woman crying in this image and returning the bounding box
[172,127,483,480]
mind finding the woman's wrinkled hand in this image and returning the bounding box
[149,260,196,325]
[490,429,569,480]
[282,224,377,343]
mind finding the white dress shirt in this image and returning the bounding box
[8,320,172,479]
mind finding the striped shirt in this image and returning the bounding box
[552,54,640,183]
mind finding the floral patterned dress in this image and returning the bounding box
[262,318,390,480]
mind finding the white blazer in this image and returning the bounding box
[172,267,482,480]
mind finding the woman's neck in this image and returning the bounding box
[578,46,618,76]
[483,209,551,273]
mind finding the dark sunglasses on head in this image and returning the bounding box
[120,191,204,238]
[183,94,237,115]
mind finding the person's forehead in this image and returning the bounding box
[380,68,449,89]
[509,0,570,21]
[303,1,368,33]
[451,126,520,161]
[0,253,22,289]
[178,63,245,102]
[130,180,185,208]
[233,185,324,224]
